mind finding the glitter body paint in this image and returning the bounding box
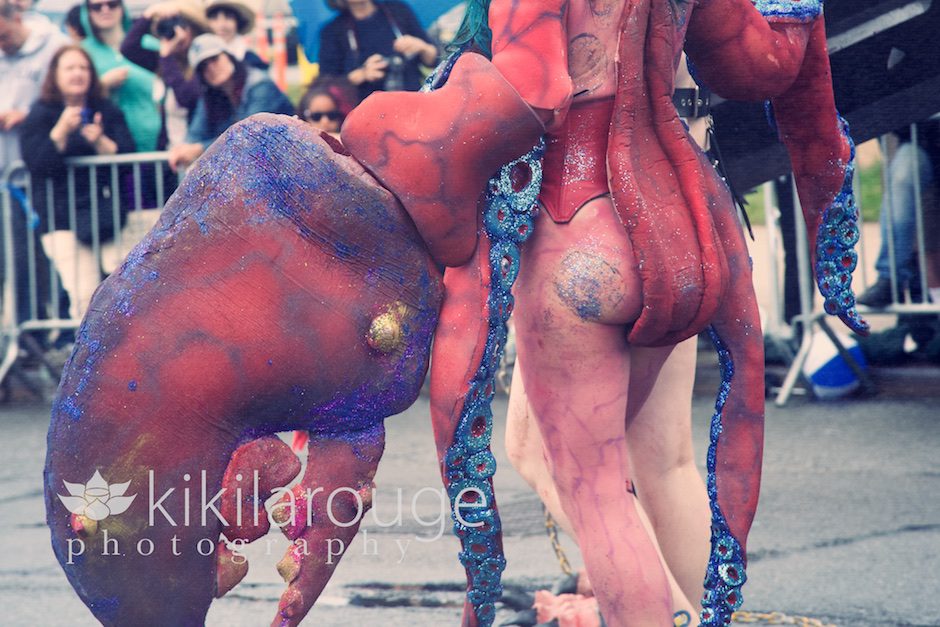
[45,116,443,625]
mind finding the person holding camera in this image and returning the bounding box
[78,0,157,151]
[167,33,293,172]
[19,44,134,318]
[120,0,207,150]
[319,0,437,101]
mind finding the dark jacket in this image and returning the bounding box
[19,98,136,244]
[121,17,203,149]
[319,0,435,100]
[120,17,203,111]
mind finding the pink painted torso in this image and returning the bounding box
[564,0,624,102]
[565,0,693,102]
[539,0,695,223]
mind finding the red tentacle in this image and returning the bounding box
[609,0,727,346]
[771,19,848,263]
[429,236,500,627]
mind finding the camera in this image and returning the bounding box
[154,15,183,40]
[383,54,406,92]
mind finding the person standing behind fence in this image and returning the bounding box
[1,0,69,168]
[79,0,158,153]
[19,45,134,319]
[167,33,293,172]
[1,0,71,339]
[120,0,207,151]
[857,119,940,307]
[205,0,267,69]
[318,0,438,101]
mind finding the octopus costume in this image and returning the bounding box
[43,0,865,626]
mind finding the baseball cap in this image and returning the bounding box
[188,33,232,69]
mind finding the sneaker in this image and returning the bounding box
[856,277,895,308]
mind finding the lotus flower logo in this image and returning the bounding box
[57,470,137,521]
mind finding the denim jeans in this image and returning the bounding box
[874,141,935,284]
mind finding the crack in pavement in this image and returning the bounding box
[749,523,940,562]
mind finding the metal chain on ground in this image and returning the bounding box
[543,505,573,576]
[732,611,837,626]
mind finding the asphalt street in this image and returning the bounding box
[1,355,938,626]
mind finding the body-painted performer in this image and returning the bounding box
[503,59,715,626]
[469,0,867,623]
[43,1,865,627]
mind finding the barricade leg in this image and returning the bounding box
[774,321,814,406]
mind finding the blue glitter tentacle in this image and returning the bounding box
[749,0,821,21]
[700,327,747,627]
[443,140,545,626]
[813,116,869,334]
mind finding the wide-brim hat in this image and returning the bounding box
[188,32,234,68]
[149,0,210,36]
[205,0,257,34]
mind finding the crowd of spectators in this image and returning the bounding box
[1,0,443,365]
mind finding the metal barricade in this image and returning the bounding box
[1,152,179,390]
[762,123,940,405]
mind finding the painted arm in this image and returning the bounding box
[343,53,544,626]
[687,0,867,333]
[685,0,812,100]
[489,0,572,129]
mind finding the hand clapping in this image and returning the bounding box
[79,112,104,146]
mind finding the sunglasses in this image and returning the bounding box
[88,0,121,12]
[305,111,342,123]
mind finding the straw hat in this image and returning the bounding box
[148,0,210,36]
[204,0,258,34]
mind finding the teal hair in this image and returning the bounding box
[449,0,493,57]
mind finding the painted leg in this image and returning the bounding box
[626,338,710,611]
[513,198,671,625]
[506,359,700,620]
[504,365,567,528]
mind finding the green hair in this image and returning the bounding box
[449,0,493,57]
